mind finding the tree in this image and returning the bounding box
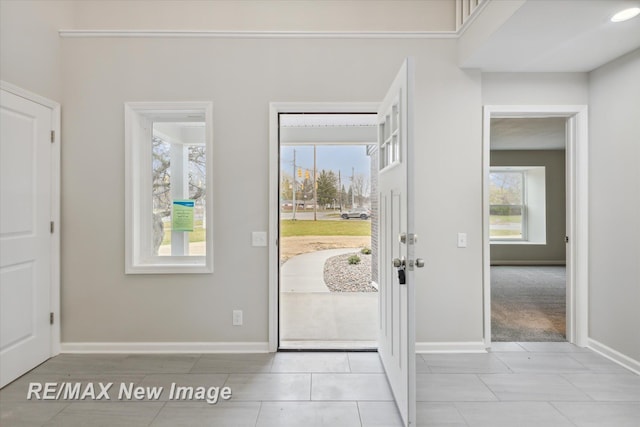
[281,174,294,201]
[316,170,338,207]
[352,173,370,207]
[489,172,523,205]
[151,137,207,254]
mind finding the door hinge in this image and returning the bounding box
[565,236,569,243]
[50,221,54,234]
[50,312,54,325]
[50,130,55,143]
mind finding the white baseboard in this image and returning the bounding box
[587,338,640,375]
[416,341,487,353]
[61,342,270,354]
[490,260,566,266]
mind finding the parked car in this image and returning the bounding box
[341,208,371,220]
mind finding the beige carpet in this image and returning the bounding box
[491,266,566,342]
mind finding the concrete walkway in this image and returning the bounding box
[280,248,360,292]
[280,248,378,347]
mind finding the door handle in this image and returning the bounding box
[393,258,407,284]
[392,258,405,268]
[406,258,425,269]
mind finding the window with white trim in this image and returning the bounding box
[489,170,526,240]
[125,102,213,274]
[490,167,547,244]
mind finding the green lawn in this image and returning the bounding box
[489,215,522,225]
[490,230,522,237]
[280,220,371,237]
[161,220,206,245]
[489,215,522,238]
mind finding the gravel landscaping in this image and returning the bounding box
[323,252,377,292]
[280,236,371,264]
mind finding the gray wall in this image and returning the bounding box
[0,0,74,101]
[588,48,640,362]
[59,37,483,344]
[482,73,589,105]
[72,0,456,32]
[490,150,566,264]
[4,2,637,363]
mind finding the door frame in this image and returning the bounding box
[268,102,379,352]
[482,105,589,348]
[1,80,61,356]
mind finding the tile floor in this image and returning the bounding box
[1,343,639,426]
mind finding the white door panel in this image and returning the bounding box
[377,58,416,426]
[0,89,53,387]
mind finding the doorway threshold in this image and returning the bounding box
[280,340,377,351]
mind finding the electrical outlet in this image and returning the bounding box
[252,231,267,247]
[232,310,243,326]
[457,232,467,248]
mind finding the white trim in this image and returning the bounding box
[482,106,492,347]
[482,105,589,348]
[59,30,458,39]
[269,102,379,352]
[0,81,61,358]
[490,260,566,266]
[456,0,491,35]
[0,81,60,109]
[416,342,487,354]
[58,1,492,41]
[268,105,279,353]
[50,101,61,356]
[571,109,589,347]
[61,342,270,354]
[124,101,214,274]
[588,338,640,376]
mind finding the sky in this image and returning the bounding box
[280,145,371,186]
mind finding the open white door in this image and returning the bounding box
[0,87,56,387]
[377,58,417,426]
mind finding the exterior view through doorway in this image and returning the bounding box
[270,60,417,426]
[277,113,379,350]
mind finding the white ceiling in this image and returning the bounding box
[462,0,640,72]
[490,117,566,150]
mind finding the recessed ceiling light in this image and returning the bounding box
[611,7,640,22]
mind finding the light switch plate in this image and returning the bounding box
[232,310,243,326]
[252,231,267,247]
[457,232,468,248]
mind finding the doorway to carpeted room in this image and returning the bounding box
[491,266,566,341]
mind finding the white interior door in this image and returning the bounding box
[0,88,54,387]
[377,58,417,426]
